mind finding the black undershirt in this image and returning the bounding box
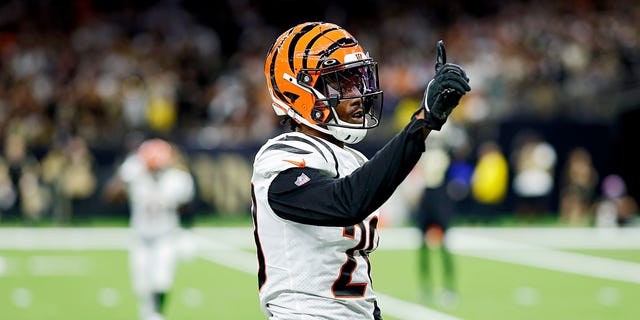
[268,117,429,226]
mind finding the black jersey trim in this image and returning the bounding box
[305,135,340,178]
[278,135,328,162]
[262,143,313,155]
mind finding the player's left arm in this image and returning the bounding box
[268,117,428,226]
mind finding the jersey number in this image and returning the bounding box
[331,217,378,298]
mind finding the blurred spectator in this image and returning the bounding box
[0,131,52,223]
[189,152,251,217]
[559,147,599,226]
[0,157,17,219]
[3,132,28,220]
[445,142,475,216]
[18,156,50,223]
[594,174,638,228]
[1,0,638,150]
[121,75,150,129]
[471,140,509,220]
[59,136,97,222]
[510,130,557,220]
[40,142,69,223]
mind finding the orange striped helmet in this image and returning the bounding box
[264,22,383,144]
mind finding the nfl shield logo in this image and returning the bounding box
[295,173,311,186]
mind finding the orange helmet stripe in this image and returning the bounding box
[268,22,357,103]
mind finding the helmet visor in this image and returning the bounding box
[321,62,379,98]
[314,61,383,129]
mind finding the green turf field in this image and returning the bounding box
[1,227,638,320]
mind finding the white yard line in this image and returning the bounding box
[377,227,640,284]
[447,231,640,284]
[0,227,131,250]
[376,293,463,320]
[448,227,640,250]
[376,227,640,250]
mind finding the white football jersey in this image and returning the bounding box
[251,132,381,320]
[119,154,195,238]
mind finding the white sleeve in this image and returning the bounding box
[118,154,146,184]
[164,169,195,205]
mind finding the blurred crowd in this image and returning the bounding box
[1,0,639,225]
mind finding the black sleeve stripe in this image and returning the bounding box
[305,135,340,178]
[278,135,329,162]
[262,143,313,155]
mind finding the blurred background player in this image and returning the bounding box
[105,138,196,320]
[411,143,458,308]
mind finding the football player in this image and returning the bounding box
[106,138,195,320]
[251,22,470,319]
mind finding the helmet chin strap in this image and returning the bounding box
[328,117,368,144]
[293,103,368,144]
[285,100,368,144]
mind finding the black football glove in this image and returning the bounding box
[420,40,471,130]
